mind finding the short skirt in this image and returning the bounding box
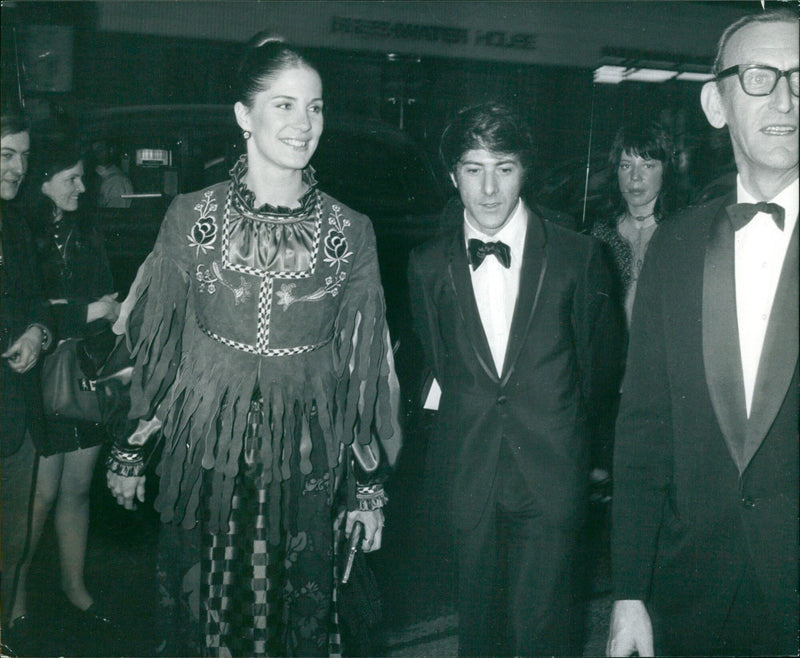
[36,419,107,457]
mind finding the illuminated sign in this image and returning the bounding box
[330,16,537,51]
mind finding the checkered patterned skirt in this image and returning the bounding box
[154,401,343,657]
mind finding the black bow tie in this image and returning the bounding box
[727,202,785,231]
[468,238,511,270]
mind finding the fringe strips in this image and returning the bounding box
[127,255,401,541]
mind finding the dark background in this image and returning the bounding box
[2,1,759,197]
[2,2,783,655]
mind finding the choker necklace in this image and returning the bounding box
[627,211,655,223]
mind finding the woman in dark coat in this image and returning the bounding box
[1,111,54,651]
[16,136,119,627]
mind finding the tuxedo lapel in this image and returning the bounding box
[742,221,799,468]
[703,198,749,472]
[446,226,498,382]
[501,208,547,386]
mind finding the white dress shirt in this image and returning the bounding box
[464,199,528,376]
[735,176,798,416]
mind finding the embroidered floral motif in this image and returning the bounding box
[195,261,252,305]
[323,204,352,274]
[275,204,353,311]
[187,190,218,254]
[284,531,309,570]
[283,579,328,647]
[276,272,347,310]
[302,473,331,495]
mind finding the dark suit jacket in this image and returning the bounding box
[1,200,52,457]
[408,201,624,532]
[612,195,799,653]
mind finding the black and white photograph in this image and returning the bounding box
[1,1,797,656]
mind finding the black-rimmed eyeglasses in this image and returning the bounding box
[715,64,800,97]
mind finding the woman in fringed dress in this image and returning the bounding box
[106,35,401,657]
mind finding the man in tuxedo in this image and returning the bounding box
[407,102,623,656]
[608,9,798,657]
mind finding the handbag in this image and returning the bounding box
[41,338,103,423]
[41,325,134,426]
[337,535,383,657]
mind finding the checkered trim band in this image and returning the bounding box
[258,277,271,352]
[196,314,332,356]
[221,185,323,279]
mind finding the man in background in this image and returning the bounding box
[91,139,133,208]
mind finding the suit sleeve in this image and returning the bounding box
[573,239,625,459]
[611,227,673,601]
[407,250,443,387]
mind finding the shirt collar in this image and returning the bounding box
[737,175,799,234]
[463,198,527,262]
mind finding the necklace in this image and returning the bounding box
[626,211,655,223]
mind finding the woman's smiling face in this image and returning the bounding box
[235,64,324,175]
[41,160,86,213]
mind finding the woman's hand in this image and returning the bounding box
[106,471,146,510]
[87,292,120,323]
[346,508,384,553]
[2,326,44,373]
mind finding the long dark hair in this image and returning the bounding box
[605,121,677,223]
[235,33,320,108]
[27,135,94,264]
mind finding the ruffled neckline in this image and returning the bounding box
[229,155,318,219]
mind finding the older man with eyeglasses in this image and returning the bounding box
[607,8,798,657]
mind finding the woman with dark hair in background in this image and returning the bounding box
[12,136,120,636]
[592,122,677,326]
[587,122,677,488]
[106,35,401,656]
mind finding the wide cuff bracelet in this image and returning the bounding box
[356,483,388,510]
[106,445,146,478]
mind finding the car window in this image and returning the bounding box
[312,132,442,219]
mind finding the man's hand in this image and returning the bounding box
[346,508,384,553]
[607,599,654,657]
[107,472,146,510]
[2,326,43,373]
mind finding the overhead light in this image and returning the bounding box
[594,46,713,85]
[594,65,626,84]
[594,65,713,85]
[625,68,678,82]
[675,71,715,82]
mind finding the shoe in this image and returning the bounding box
[63,602,119,656]
[66,601,116,631]
[76,603,115,627]
[2,614,35,656]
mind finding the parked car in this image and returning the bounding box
[78,105,447,404]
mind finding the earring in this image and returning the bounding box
[242,130,252,140]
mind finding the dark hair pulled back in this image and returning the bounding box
[235,33,320,107]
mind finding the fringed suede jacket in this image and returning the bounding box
[107,159,402,540]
